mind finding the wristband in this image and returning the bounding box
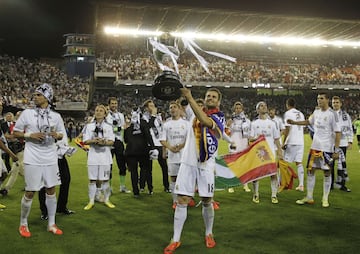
[24,133,31,138]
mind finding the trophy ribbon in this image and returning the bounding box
[181,38,237,74]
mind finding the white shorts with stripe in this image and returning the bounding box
[174,158,215,198]
[168,163,181,177]
[88,165,111,180]
[283,144,304,163]
[24,164,61,191]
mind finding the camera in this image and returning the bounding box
[180,98,188,106]
[94,126,103,136]
[113,120,118,125]
[113,126,121,132]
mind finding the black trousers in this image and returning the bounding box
[39,157,71,215]
[127,155,152,194]
[151,146,169,190]
[110,139,126,178]
[126,155,153,195]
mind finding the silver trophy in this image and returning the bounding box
[148,33,183,101]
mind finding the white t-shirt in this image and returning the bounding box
[106,111,125,142]
[83,121,115,165]
[251,118,280,155]
[14,108,66,165]
[309,108,340,153]
[160,118,190,163]
[229,116,251,152]
[284,108,305,145]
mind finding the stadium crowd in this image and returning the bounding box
[95,38,360,85]
[0,55,90,109]
[1,53,360,135]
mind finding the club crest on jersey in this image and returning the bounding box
[256,146,271,162]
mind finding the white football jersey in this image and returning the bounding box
[284,108,305,145]
[83,121,115,165]
[229,116,251,152]
[251,118,280,155]
[13,108,66,165]
[309,108,340,153]
[161,118,190,163]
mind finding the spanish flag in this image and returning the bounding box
[215,135,277,185]
[278,159,298,192]
[74,137,90,152]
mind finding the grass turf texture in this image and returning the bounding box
[0,134,359,254]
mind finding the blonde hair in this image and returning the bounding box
[95,104,108,116]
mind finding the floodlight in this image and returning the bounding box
[103,26,360,48]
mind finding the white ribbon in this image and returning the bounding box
[182,38,237,74]
[148,37,237,75]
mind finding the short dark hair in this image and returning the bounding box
[286,98,296,107]
[206,87,222,101]
[318,93,329,99]
[108,97,118,104]
[332,95,341,101]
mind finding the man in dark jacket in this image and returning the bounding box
[124,108,156,197]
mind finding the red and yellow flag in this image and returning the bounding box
[216,135,277,184]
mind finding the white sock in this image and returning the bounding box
[88,182,96,203]
[173,203,187,242]
[306,174,315,199]
[297,164,304,186]
[323,175,332,201]
[202,202,214,236]
[102,181,111,202]
[170,182,176,203]
[46,193,57,226]
[20,195,33,225]
[252,181,259,196]
[270,177,278,197]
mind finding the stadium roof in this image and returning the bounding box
[95,1,360,43]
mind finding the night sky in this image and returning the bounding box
[1,0,359,58]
